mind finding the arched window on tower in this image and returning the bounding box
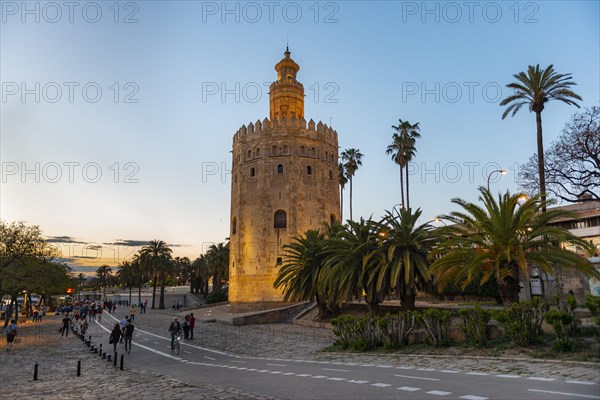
[256,147,260,156]
[247,150,252,159]
[250,167,256,177]
[329,170,333,180]
[232,217,237,235]
[274,210,287,229]
[311,148,316,156]
[307,166,312,175]
[277,164,284,174]
[325,151,328,160]
[300,146,305,155]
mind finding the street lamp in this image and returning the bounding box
[487,169,507,192]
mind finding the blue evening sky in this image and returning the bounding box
[1,1,599,274]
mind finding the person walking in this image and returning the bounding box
[109,323,122,353]
[61,314,71,337]
[168,317,182,350]
[119,316,128,342]
[97,306,103,322]
[123,320,135,353]
[129,306,136,322]
[182,315,190,340]
[189,313,196,340]
[5,320,18,351]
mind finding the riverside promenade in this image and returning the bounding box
[0,303,598,399]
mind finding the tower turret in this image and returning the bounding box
[269,48,304,122]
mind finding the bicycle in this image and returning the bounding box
[124,336,132,354]
[171,333,181,355]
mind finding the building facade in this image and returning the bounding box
[228,50,340,312]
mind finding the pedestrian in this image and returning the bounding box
[120,316,128,342]
[32,307,39,322]
[112,304,116,314]
[5,319,18,351]
[168,317,182,350]
[97,306,103,321]
[189,313,196,340]
[61,314,71,337]
[182,315,190,340]
[130,306,136,322]
[178,300,182,311]
[82,319,89,335]
[109,323,122,353]
[124,320,135,353]
[172,301,176,311]
[144,299,147,312]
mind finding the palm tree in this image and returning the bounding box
[368,208,437,309]
[338,162,348,221]
[341,148,364,221]
[116,261,135,305]
[386,132,406,209]
[139,240,172,309]
[274,229,330,318]
[173,256,191,286]
[95,265,112,301]
[500,64,582,211]
[388,120,421,209]
[430,187,597,307]
[205,242,229,291]
[77,273,87,302]
[192,254,210,296]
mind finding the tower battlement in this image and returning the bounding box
[233,117,338,145]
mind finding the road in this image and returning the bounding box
[94,312,599,400]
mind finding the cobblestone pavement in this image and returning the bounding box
[1,304,598,400]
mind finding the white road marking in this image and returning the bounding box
[257,370,269,373]
[460,395,488,400]
[396,366,414,370]
[496,374,520,379]
[231,360,246,364]
[395,374,440,381]
[427,390,452,396]
[376,365,393,368]
[296,374,311,377]
[154,342,160,344]
[466,372,489,376]
[529,389,600,399]
[417,368,436,371]
[347,380,368,384]
[143,338,149,341]
[322,368,349,372]
[269,371,282,374]
[527,377,555,381]
[266,363,286,367]
[440,370,460,374]
[204,356,215,360]
[567,380,597,385]
[246,368,257,372]
[311,375,327,379]
[282,372,295,376]
[360,364,374,367]
[398,386,421,392]
[327,377,346,381]
[371,383,392,387]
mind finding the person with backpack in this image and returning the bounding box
[109,323,122,353]
[5,320,18,351]
[123,320,135,354]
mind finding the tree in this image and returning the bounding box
[173,257,191,286]
[139,240,172,309]
[191,254,210,296]
[274,229,330,318]
[205,242,229,291]
[387,120,421,209]
[500,64,582,211]
[430,187,598,307]
[341,148,364,221]
[338,162,348,221]
[96,265,112,301]
[519,106,600,202]
[116,261,136,305]
[369,208,436,309]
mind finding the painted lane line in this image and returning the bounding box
[460,396,488,400]
[296,374,311,377]
[154,342,160,345]
[496,374,520,379]
[376,365,393,368]
[466,372,489,376]
[311,375,328,379]
[257,370,270,373]
[282,372,295,376]
[371,383,392,388]
[427,390,452,396]
[567,380,597,385]
[440,370,460,374]
[394,374,440,382]
[360,364,374,367]
[246,369,257,372]
[269,371,282,374]
[143,338,149,341]
[204,356,216,360]
[347,380,368,384]
[398,387,421,392]
[527,377,555,382]
[528,389,600,399]
[231,360,246,364]
[322,368,349,372]
[417,368,436,371]
[396,366,415,370]
[266,363,286,367]
[327,377,347,381]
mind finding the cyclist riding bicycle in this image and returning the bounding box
[168,317,182,350]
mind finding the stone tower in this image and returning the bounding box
[228,49,340,312]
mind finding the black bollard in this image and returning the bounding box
[77,360,81,377]
[33,363,38,381]
[99,344,103,357]
[107,354,112,362]
[102,351,106,359]
[120,354,124,370]
[113,352,117,366]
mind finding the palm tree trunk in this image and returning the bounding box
[367,300,380,316]
[159,272,166,309]
[400,284,416,310]
[349,176,354,221]
[340,187,344,222]
[405,163,410,210]
[536,111,547,212]
[498,264,521,307]
[151,274,157,309]
[399,164,405,209]
[128,286,132,305]
[138,277,142,302]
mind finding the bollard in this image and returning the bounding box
[77,360,81,377]
[113,352,117,367]
[99,344,103,357]
[33,363,38,381]
[107,354,112,362]
[102,352,106,359]
[120,354,124,370]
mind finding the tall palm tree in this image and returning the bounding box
[386,131,406,209]
[77,273,87,302]
[139,240,172,309]
[116,261,135,305]
[205,242,229,291]
[130,255,143,302]
[341,148,364,221]
[192,254,210,296]
[368,208,437,309]
[500,64,582,211]
[274,229,330,318]
[430,187,597,307]
[173,256,191,286]
[338,162,348,222]
[95,265,112,301]
[389,119,421,209]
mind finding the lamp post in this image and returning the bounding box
[487,169,507,192]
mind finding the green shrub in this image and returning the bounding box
[494,298,548,347]
[417,309,452,347]
[331,315,378,351]
[459,305,491,348]
[545,309,574,352]
[584,295,600,338]
[205,288,228,304]
[376,311,416,349]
